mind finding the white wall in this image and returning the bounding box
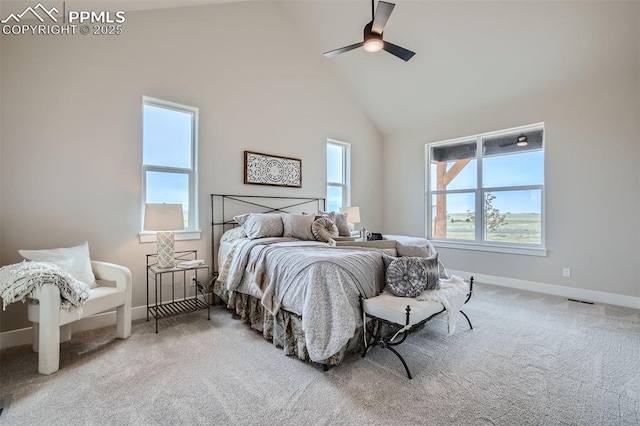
[0,8,2,268]
[383,2,640,300]
[0,2,382,331]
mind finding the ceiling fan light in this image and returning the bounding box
[516,135,528,147]
[363,38,384,52]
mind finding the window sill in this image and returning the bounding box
[139,230,202,243]
[432,240,547,257]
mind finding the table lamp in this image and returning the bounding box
[144,203,184,268]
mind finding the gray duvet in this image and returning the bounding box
[220,238,385,362]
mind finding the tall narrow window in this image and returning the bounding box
[142,97,198,232]
[426,124,545,253]
[326,139,350,212]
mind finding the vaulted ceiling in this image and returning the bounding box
[277,1,634,137]
[2,0,636,137]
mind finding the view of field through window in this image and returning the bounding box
[428,128,544,246]
[143,102,195,229]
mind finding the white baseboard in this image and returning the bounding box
[4,278,638,350]
[449,269,640,309]
[0,295,209,350]
[0,327,33,350]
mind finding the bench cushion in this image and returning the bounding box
[363,293,445,326]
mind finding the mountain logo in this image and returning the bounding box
[1,3,59,24]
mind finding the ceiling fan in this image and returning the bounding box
[500,134,529,147]
[323,0,416,62]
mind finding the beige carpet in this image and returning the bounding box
[1,283,640,425]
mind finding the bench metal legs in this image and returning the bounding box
[460,310,473,329]
[360,276,475,379]
[362,331,414,379]
[362,305,415,379]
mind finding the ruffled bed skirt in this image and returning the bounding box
[213,281,370,366]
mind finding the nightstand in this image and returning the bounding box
[146,250,210,333]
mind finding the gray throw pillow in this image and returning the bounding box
[397,242,448,280]
[333,212,351,236]
[396,243,431,258]
[422,253,440,290]
[282,214,315,240]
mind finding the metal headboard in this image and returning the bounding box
[210,194,326,272]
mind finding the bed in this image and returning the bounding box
[210,194,463,368]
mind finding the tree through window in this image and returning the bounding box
[426,124,544,248]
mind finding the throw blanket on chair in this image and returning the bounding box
[0,261,91,311]
[415,275,469,334]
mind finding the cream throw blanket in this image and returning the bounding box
[415,275,469,334]
[0,261,91,311]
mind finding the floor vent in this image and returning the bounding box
[568,298,595,305]
[0,394,12,419]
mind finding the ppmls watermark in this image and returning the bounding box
[1,2,125,36]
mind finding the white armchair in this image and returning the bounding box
[27,261,132,375]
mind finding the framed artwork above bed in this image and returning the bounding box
[244,151,302,188]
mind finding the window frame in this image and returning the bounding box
[425,123,546,256]
[140,96,200,242]
[326,139,351,211]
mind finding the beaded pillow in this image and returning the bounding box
[383,256,427,297]
[382,253,440,297]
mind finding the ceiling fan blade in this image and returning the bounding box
[383,41,416,61]
[323,42,364,58]
[371,1,395,34]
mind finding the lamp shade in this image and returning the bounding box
[339,206,361,224]
[144,203,185,231]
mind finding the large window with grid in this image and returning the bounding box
[425,124,545,254]
[326,139,350,212]
[142,96,198,232]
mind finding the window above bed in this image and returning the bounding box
[140,96,200,242]
[425,123,546,256]
[327,139,351,212]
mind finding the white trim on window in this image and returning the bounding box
[425,123,545,255]
[140,96,199,239]
[327,139,351,210]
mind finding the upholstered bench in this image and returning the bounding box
[360,277,473,379]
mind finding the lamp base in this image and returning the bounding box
[156,231,175,268]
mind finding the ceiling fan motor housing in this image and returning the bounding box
[363,21,383,52]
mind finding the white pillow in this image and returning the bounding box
[233,213,251,225]
[19,241,97,288]
[220,226,247,243]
